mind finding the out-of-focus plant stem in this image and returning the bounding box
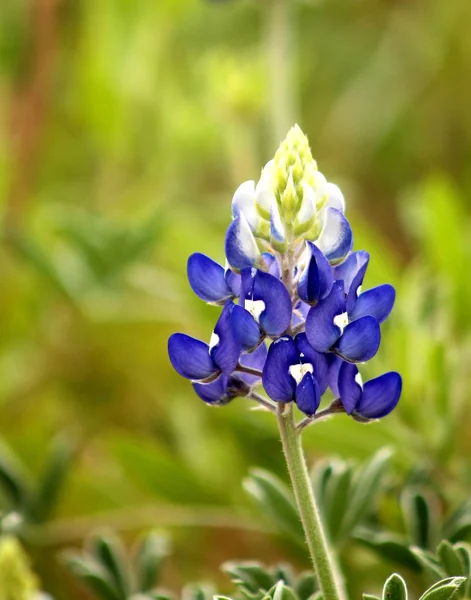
[277,403,346,600]
[266,0,296,144]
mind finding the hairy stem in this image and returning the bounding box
[296,399,345,432]
[246,391,277,412]
[277,403,345,600]
[236,364,263,378]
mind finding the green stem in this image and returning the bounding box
[276,403,345,600]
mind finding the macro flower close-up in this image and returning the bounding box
[2,1,471,599]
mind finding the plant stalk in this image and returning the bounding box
[276,403,345,600]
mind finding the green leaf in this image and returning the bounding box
[311,461,335,510]
[30,437,75,523]
[135,532,169,592]
[443,499,471,543]
[222,562,275,593]
[436,541,466,577]
[340,449,392,537]
[355,529,420,571]
[182,584,214,600]
[273,581,299,600]
[453,543,471,596]
[294,572,318,600]
[273,565,295,585]
[363,596,381,600]
[401,489,438,550]
[382,573,408,600]
[244,469,303,544]
[0,441,32,510]
[64,554,122,600]
[410,546,446,583]
[418,577,466,600]
[324,463,353,543]
[90,534,130,599]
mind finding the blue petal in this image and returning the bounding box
[333,251,369,295]
[337,362,362,414]
[356,372,402,419]
[291,300,310,328]
[225,215,262,270]
[295,333,329,395]
[187,253,233,304]
[349,284,396,324]
[335,316,381,362]
[193,375,231,405]
[263,253,281,279]
[168,333,218,380]
[315,208,353,265]
[295,373,320,417]
[305,281,346,353]
[231,305,261,350]
[239,342,267,385]
[298,242,334,305]
[210,301,241,374]
[225,268,241,296]
[326,354,343,397]
[262,337,298,403]
[241,269,292,337]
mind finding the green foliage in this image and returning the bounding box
[244,450,391,550]
[355,486,471,572]
[64,531,170,600]
[0,438,74,534]
[221,561,318,600]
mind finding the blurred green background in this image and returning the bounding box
[1,0,471,598]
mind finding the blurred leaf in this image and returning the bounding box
[243,469,303,544]
[90,534,130,598]
[401,489,438,550]
[355,529,420,571]
[0,442,32,511]
[64,554,122,600]
[134,532,170,592]
[31,437,75,523]
[222,562,276,593]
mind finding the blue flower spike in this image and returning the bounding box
[169,125,401,426]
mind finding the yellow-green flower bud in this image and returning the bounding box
[272,125,320,233]
[0,536,39,600]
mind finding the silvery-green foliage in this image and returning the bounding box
[244,449,391,549]
[63,531,170,600]
[364,573,467,600]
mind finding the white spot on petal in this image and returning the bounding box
[355,372,364,389]
[209,332,220,351]
[244,299,266,322]
[333,312,349,334]
[289,363,314,384]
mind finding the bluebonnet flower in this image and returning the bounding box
[336,362,402,420]
[262,334,328,416]
[168,125,401,426]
